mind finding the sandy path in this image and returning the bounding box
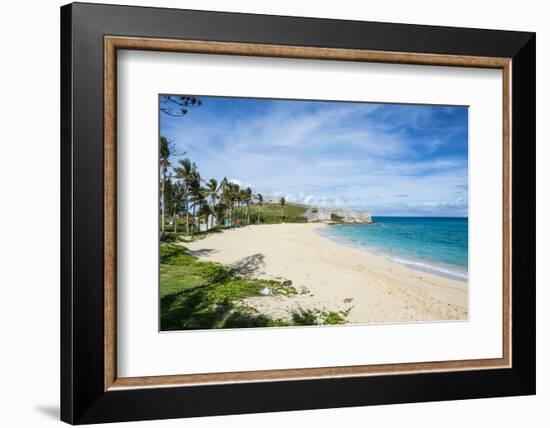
[185,223,468,324]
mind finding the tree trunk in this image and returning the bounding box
[173,210,177,233]
[192,204,196,234]
[246,203,250,225]
[160,174,165,235]
[185,203,189,236]
[227,202,231,227]
[210,196,216,230]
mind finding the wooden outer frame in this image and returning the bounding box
[104,36,512,391]
[62,2,535,424]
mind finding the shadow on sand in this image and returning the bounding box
[229,253,265,277]
[161,253,274,331]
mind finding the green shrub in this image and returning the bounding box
[322,311,347,325]
[159,242,350,330]
[160,243,195,265]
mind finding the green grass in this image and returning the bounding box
[160,243,349,331]
[161,202,309,244]
[291,308,349,326]
[161,225,224,243]
[248,203,308,224]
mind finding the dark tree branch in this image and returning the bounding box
[160,95,202,117]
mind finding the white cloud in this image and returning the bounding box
[228,178,254,189]
[163,100,467,216]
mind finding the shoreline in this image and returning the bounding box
[184,222,468,324]
[316,225,468,282]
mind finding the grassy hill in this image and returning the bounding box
[248,202,308,224]
[161,202,310,242]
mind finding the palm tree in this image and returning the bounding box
[173,158,195,235]
[170,181,184,233]
[219,178,232,226]
[197,199,211,230]
[280,197,286,223]
[242,187,252,225]
[256,193,263,224]
[163,178,174,233]
[188,170,204,233]
[205,178,219,230]
[159,136,171,236]
[231,183,240,225]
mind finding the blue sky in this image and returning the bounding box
[160,95,468,217]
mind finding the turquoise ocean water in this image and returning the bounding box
[317,217,468,281]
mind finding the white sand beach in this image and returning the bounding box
[185,223,468,324]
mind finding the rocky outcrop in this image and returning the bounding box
[304,207,372,224]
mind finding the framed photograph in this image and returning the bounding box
[61,2,535,424]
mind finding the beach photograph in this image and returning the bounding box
[159,94,469,331]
